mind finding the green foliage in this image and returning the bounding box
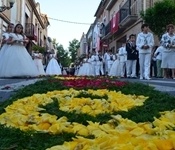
[0,125,75,150]
[56,44,71,67]
[141,0,175,38]
[32,45,45,53]
[52,39,71,67]
[40,99,112,126]
[68,39,80,62]
[0,77,175,149]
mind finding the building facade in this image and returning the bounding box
[90,0,159,54]
[0,0,53,54]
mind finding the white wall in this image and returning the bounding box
[10,1,17,24]
[21,0,25,26]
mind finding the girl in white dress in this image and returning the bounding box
[33,51,46,76]
[109,53,120,77]
[46,51,62,75]
[77,55,94,76]
[106,50,115,75]
[0,23,14,65]
[0,24,39,78]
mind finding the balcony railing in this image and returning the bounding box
[130,0,142,16]
[105,21,111,36]
[25,23,36,40]
[119,0,138,27]
[120,0,130,22]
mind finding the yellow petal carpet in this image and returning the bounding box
[0,86,175,149]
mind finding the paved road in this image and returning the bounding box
[0,77,175,102]
[120,78,175,95]
[0,78,40,102]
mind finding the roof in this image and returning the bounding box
[94,0,107,17]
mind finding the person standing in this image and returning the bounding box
[89,51,96,76]
[161,24,175,79]
[108,50,120,77]
[33,51,46,76]
[98,51,104,76]
[0,23,14,64]
[118,43,127,78]
[154,45,163,78]
[46,50,62,76]
[94,51,100,76]
[103,50,109,75]
[0,23,39,78]
[136,23,154,80]
[106,50,114,75]
[126,34,138,78]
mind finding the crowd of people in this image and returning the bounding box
[0,23,175,80]
[0,23,63,78]
[74,23,175,80]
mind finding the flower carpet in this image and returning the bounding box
[0,76,175,150]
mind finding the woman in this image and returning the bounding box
[0,23,39,78]
[161,24,175,79]
[33,51,46,76]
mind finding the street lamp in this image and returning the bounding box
[0,0,15,13]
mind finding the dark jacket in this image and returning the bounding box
[126,42,138,60]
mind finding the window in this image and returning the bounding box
[150,0,154,7]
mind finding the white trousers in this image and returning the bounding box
[91,62,96,76]
[107,61,113,74]
[104,61,108,74]
[139,53,151,78]
[99,63,104,75]
[126,60,137,77]
[120,61,126,77]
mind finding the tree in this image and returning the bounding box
[68,39,80,62]
[141,0,175,38]
[56,44,71,67]
[32,45,45,53]
[52,39,71,67]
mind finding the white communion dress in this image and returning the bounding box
[0,33,39,78]
[109,54,120,77]
[33,52,46,76]
[46,54,62,75]
[77,58,94,76]
[0,32,11,65]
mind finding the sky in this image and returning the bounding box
[36,0,101,49]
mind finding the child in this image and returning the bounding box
[46,50,62,75]
[0,23,39,78]
[0,23,14,65]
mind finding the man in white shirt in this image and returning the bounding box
[136,23,154,80]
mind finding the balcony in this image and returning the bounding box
[25,23,36,40]
[119,0,138,27]
[101,21,112,40]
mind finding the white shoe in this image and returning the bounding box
[140,76,143,80]
[145,77,151,80]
